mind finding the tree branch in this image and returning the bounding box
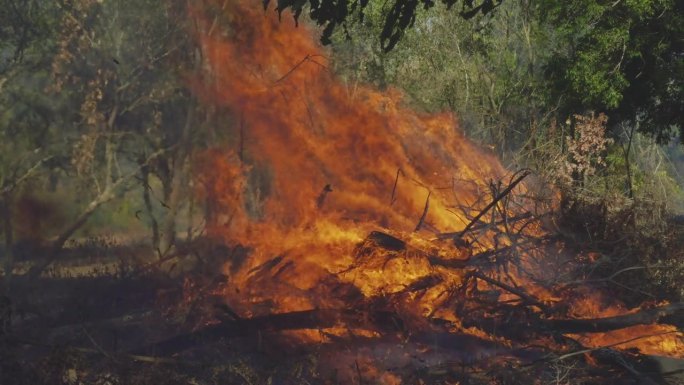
[26,148,169,278]
[0,155,53,195]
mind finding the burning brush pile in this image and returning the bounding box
[148,0,684,383]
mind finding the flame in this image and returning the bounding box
[571,325,684,357]
[192,0,508,311]
[188,0,684,366]
[563,291,684,357]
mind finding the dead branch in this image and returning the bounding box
[427,255,470,269]
[465,302,684,338]
[0,155,53,195]
[316,184,333,209]
[562,265,661,298]
[554,331,678,361]
[238,111,245,163]
[468,271,551,313]
[456,169,531,239]
[435,212,534,240]
[363,231,407,252]
[543,302,684,333]
[414,190,431,232]
[133,308,403,355]
[390,168,403,206]
[82,326,115,360]
[26,147,169,278]
[273,54,327,84]
[355,360,365,385]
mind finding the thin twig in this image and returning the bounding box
[458,169,531,238]
[239,111,245,164]
[273,54,327,84]
[1,155,53,195]
[390,168,403,206]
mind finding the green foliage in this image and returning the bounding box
[326,0,683,143]
[267,0,502,50]
[0,0,58,75]
[81,191,148,235]
[0,0,205,256]
[538,0,683,142]
[331,0,549,157]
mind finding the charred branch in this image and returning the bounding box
[468,270,552,313]
[555,331,679,361]
[543,302,684,333]
[462,303,684,336]
[390,168,403,206]
[436,212,534,240]
[363,231,407,252]
[316,184,333,209]
[133,308,404,355]
[456,169,531,239]
[414,190,431,232]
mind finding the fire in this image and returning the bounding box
[572,325,684,357]
[188,0,683,373]
[192,0,507,310]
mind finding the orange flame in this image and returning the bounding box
[190,0,684,362]
[192,0,509,310]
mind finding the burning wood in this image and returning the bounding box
[452,169,531,240]
[113,223,682,383]
[8,1,676,384]
[1,0,681,383]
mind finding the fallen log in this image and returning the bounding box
[461,302,684,336]
[133,308,404,355]
[543,302,684,333]
[134,307,555,368]
[363,231,407,252]
[138,301,684,357]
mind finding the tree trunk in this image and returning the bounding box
[186,187,194,242]
[622,123,635,199]
[1,195,14,293]
[27,190,114,278]
[159,105,195,256]
[141,164,160,253]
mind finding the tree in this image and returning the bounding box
[44,0,200,261]
[0,0,64,290]
[538,0,683,142]
[330,0,547,156]
[265,0,503,51]
[4,0,211,280]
